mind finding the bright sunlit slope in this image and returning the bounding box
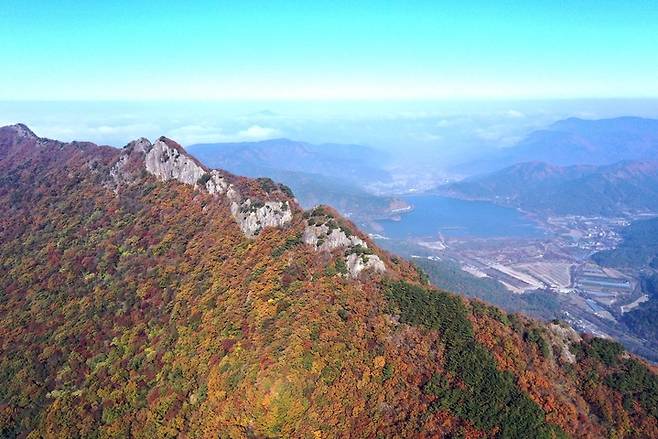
[1,124,657,437]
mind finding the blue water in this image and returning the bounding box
[377,195,544,239]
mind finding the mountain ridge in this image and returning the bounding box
[1,124,657,438]
[458,116,658,175]
[441,159,658,216]
[186,137,390,185]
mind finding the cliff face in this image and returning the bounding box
[302,208,386,278]
[109,133,296,239]
[144,137,207,186]
[0,124,656,438]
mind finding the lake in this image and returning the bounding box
[374,195,545,239]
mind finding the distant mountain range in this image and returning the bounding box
[441,160,658,216]
[460,116,658,174]
[187,138,399,219]
[187,138,390,186]
[443,117,658,216]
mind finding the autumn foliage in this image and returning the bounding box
[0,125,656,438]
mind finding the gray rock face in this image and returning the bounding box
[111,136,293,238]
[109,154,129,187]
[547,323,582,364]
[205,170,229,195]
[302,224,366,252]
[231,199,293,238]
[302,218,386,277]
[128,137,152,154]
[345,253,386,278]
[109,138,153,188]
[226,187,292,237]
[144,139,206,186]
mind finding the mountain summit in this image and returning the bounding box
[1,124,656,438]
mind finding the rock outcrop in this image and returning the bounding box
[204,169,229,195]
[144,138,207,186]
[109,138,152,188]
[302,223,367,252]
[111,136,293,238]
[346,252,386,278]
[302,206,386,277]
[547,322,583,364]
[231,198,293,237]
[7,123,37,140]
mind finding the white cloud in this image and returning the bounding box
[237,125,280,140]
[165,125,225,144]
[165,124,281,145]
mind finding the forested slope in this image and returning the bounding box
[0,124,656,438]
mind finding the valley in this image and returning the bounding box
[368,201,658,361]
[184,117,658,363]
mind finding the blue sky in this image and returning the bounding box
[2,0,658,100]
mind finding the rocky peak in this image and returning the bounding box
[144,137,208,186]
[230,197,293,238]
[0,124,69,161]
[302,206,386,278]
[7,123,38,139]
[110,134,294,238]
[123,137,152,154]
[0,124,39,151]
